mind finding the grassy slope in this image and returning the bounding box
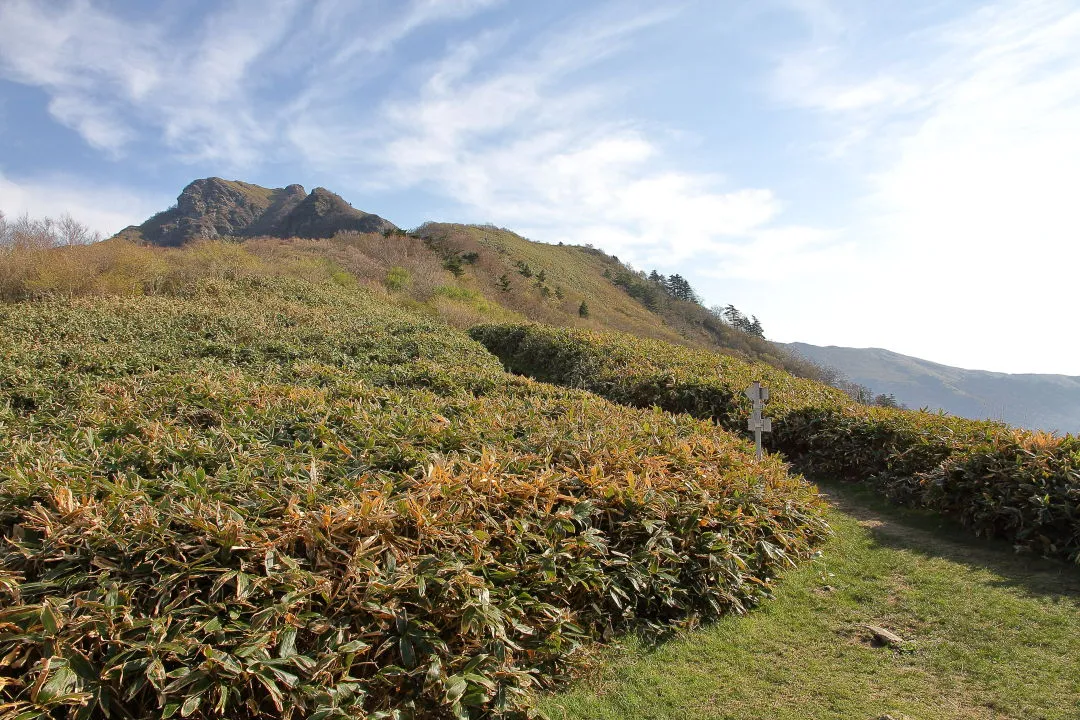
[85,217,822,376]
[465,226,687,343]
[545,482,1080,720]
[406,224,820,376]
[400,223,692,345]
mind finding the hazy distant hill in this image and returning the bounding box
[782,342,1080,433]
[117,178,397,246]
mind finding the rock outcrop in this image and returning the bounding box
[119,178,397,246]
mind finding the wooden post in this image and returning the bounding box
[744,381,772,461]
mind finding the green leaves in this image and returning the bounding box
[473,322,1080,563]
[0,288,828,718]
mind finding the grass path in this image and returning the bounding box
[542,482,1080,720]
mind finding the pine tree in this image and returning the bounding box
[665,274,697,302]
[874,393,899,408]
[578,300,589,318]
[497,274,511,292]
[443,256,464,277]
[748,315,764,338]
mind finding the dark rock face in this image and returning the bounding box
[125,178,397,246]
[278,187,395,238]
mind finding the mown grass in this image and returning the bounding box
[0,276,827,719]
[543,482,1080,720]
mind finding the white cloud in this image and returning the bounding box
[0,0,296,164]
[46,95,135,154]
[768,0,1080,373]
[0,170,170,237]
[774,47,922,115]
[701,226,855,282]
[329,0,504,64]
[0,0,160,153]
[285,7,843,274]
[1,0,844,282]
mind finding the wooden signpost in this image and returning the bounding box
[744,381,772,461]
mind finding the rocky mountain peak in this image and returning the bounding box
[121,178,397,246]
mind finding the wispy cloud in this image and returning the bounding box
[0,0,502,166]
[0,0,162,155]
[285,5,840,271]
[0,0,298,163]
[0,0,848,279]
[328,0,505,64]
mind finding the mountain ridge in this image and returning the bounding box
[782,341,1080,433]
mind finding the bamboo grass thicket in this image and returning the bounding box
[471,323,1080,563]
[0,278,828,719]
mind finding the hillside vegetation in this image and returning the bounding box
[472,324,1080,562]
[2,203,826,383]
[0,250,827,718]
[4,202,1076,718]
[412,223,806,374]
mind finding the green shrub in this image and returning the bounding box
[0,282,827,719]
[434,285,483,302]
[385,265,410,291]
[470,323,1080,562]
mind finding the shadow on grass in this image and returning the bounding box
[813,477,1080,603]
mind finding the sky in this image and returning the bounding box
[1,0,1078,375]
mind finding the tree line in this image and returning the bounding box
[607,265,767,339]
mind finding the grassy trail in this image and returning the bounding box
[542,482,1080,720]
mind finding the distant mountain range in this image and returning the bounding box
[782,342,1080,434]
[116,177,397,246]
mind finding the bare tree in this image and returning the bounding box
[0,212,101,249]
[57,213,101,246]
[7,213,53,249]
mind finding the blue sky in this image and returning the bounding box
[2,0,1078,374]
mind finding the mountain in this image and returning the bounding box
[117,178,397,246]
[106,178,824,380]
[782,342,1080,433]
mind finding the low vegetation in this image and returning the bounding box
[4,210,1074,718]
[470,324,1080,562]
[545,483,1080,719]
[0,271,827,718]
